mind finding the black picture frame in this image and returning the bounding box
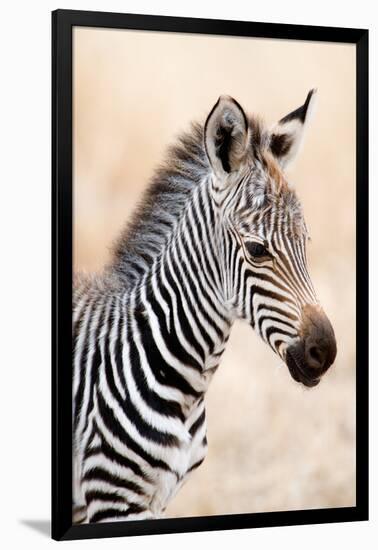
[52,9,369,541]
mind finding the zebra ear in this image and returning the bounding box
[270,89,317,168]
[204,96,249,178]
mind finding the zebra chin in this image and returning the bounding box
[285,346,322,388]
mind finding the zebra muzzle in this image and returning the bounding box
[285,304,337,387]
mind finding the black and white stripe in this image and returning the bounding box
[73,91,326,523]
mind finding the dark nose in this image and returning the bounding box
[301,304,337,372]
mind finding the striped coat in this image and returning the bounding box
[73,91,336,523]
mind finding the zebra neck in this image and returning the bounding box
[128,184,233,401]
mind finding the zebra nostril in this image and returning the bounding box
[307,345,324,369]
[300,304,337,374]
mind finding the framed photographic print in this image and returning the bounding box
[52,9,369,541]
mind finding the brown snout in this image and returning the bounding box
[286,304,337,387]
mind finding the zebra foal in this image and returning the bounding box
[73,90,337,523]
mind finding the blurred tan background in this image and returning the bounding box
[73,27,356,517]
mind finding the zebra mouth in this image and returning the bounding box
[285,347,320,388]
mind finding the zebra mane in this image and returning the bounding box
[108,122,210,288]
[105,114,298,290]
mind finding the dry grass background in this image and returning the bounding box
[73,27,356,517]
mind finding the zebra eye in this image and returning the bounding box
[245,241,268,258]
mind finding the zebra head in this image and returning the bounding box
[204,91,336,387]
